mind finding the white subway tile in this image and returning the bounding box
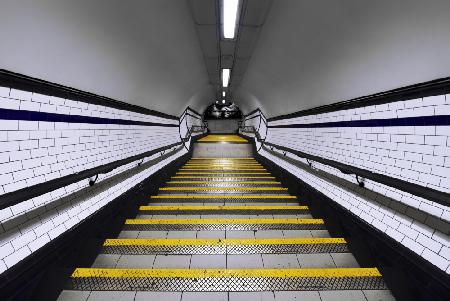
[398,224,419,240]
[416,233,443,253]
[18,120,38,131]
[425,136,447,146]
[0,96,20,110]
[0,242,14,258]
[402,237,425,255]
[0,87,10,97]
[0,120,19,131]
[10,231,36,250]
[421,249,449,270]
[4,246,31,268]
[19,100,40,111]
[9,89,32,101]
[28,234,50,252]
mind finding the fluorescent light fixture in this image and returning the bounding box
[222,69,230,87]
[223,0,239,39]
[222,91,226,97]
[222,99,226,104]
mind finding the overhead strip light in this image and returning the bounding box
[222,91,226,97]
[222,69,230,87]
[223,0,239,39]
[222,99,226,104]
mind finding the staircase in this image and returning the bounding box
[57,135,395,301]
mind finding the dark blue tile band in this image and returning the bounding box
[0,108,178,127]
[269,115,450,128]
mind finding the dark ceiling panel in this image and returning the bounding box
[241,0,273,26]
[196,25,219,58]
[188,0,217,25]
[220,40,236,56]
[233,58,249,75]
[221,54,234,68]
[236,26,260,59]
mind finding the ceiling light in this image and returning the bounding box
[222,91,226,97]
[222,99,226,104]
[222,69,230,87]
[223,0,239,39]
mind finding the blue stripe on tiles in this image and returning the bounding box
[0,108,178,127]
[268,115,450,128]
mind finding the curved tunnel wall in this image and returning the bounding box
[236,0,450,117]
[0,83,187,275]
[0,0,214,116]
[242,90,450,274]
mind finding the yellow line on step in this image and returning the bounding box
[166,181,281,184]
[125,218,324,225]
[170,176,276,179]
[72,268,381,278]
[139,205,308,211]
[103,237,346,247]
[158,187,287,191]
[176,172,271,175]
[150,195,297,199]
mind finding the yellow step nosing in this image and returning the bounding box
[166,181,281,184]
[72,268,381,278]
[176,172,272,175]
[125,218,324,225]
[183,165,263,167]
[103,237,346,247]
[170,176,276,179]
[150,195,297,199]
[190,158,255,159]
[139,205,308,211]
[158,187,288,191]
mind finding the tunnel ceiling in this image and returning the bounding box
[0,0,214,116]
[235,0,450,117]
[187,0,272,102]
[2,1,450,118]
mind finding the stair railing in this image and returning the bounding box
[239,111,450,207]
[0,108,207,210]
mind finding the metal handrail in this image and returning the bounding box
[240,124,450,207]
[0,123,205,210]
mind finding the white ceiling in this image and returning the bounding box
[236,0,450,117]
[2,1,450,118]
[0,0,214,116]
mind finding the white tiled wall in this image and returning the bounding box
[0,86,184,274]
[252,94,450,273]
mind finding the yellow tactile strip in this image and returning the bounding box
[176,172,271,175]
[190,158,255,159]
[197,135,248,143]
[139,205,308,211]
[103,237,345,247]
[101,238,348,255]
[171,176,276,179]
[159,187,288,191]
[68,267,386,291]
[183,165,263,167]
[167,181,281,184]
[179,167,266,171]
[159,187,287,191]
[125,218,323,225]
[150,195,297,199]
[72,267,381,278]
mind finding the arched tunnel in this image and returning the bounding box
[0,1,449,300]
